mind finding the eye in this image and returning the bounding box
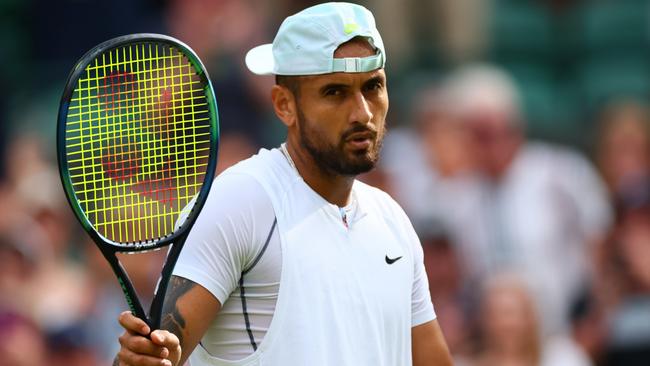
[364,80,383,92]
[323,86,344,97]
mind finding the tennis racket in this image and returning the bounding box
[57,33,219,329]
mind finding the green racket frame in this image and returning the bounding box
[57,34,219,329]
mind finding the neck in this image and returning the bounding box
[283,141,354,207]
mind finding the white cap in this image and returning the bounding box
[245,2,386,76]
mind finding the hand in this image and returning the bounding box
[115,311,182,366]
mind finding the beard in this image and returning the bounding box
[296,107,385,176]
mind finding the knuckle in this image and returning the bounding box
[129,336,146,350]
[133,354,156,366]
[118,333,128,346]
[163,330,179,344]
[132,336,150,351]
[116,349,128,362]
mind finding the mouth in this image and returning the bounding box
[344,130,376,150]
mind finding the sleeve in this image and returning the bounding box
[172,172,275,305]
[389,196,437,327]
[409,224,437,327]
[557,150,613,241]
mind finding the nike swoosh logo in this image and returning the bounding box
[385,255,403,264]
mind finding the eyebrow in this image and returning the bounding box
[318,73,386,94]
[363,75,385,87]
[319,82,348,95]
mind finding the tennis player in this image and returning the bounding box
[115,3,452,365]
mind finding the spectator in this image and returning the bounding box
[569,290,608,364]
[601,185,650,365]
[1,134,91,330]
[463,273,592,366]
[385,64,613,336]
[594,99,650,203]
[166,0,280,148]
[421,232,472,359]
[381,81,478,234]
[46,322,101,366]
[0,311,47,366]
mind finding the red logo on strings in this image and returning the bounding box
[98,69,177,206]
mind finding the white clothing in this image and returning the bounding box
[450,142,611,334]
[175,147,435,365]
[541,336,594,366]
[175,173,280,360]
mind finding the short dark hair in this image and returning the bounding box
[275,75,302,98]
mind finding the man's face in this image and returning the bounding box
[291,40,389,176]
[465,111,522,179]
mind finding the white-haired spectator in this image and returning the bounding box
[441,64,612,335]
[382,64,612,339]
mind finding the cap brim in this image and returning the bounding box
[245,44,275,75]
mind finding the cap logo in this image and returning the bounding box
[344,23,359,34]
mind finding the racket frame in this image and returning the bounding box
[57,33,219,328]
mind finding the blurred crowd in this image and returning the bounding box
[1,0,650,365]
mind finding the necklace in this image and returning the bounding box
[280,143,298,173]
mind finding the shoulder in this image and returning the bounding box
[222,147,296,203]
[354,179,401,210]
[195,152,279,230]
[521,141,596,170]
[206,169,269,212]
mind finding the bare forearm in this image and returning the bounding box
[161,276,197,348]
[412,320,453,366]
[161,276,198,365]
[161,275,221,365]
[113,276,221,366]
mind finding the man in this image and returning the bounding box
[115,3,452,366]
[393,64,611,336]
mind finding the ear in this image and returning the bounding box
[271,85,297,128]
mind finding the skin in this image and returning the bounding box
[115,276,218,366]
[272,38,387,206]
[465,113,522,180]
[115,39,453,366]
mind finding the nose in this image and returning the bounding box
[349,92,373,125]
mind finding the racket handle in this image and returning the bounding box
[148,239,185,329]
[102,247,150,325]
[117,275,149,324]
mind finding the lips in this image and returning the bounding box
[344,127,377,141]
[344,129,376,150]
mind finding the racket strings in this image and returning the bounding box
[65,42,212,245]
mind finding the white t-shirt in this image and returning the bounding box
[174,173,280,360]
[174,147,435,365]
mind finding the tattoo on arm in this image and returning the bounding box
[161,275,197,346]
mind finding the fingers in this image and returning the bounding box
[118,331,170,358]
[117,347,173,366]
[150,330,180,348]
[151,330,182,362]
[118,311,150,335]
[116,312,180,366]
